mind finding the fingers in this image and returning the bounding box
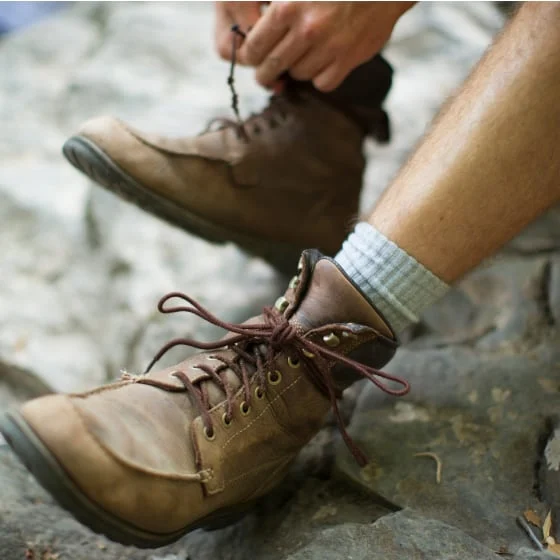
[239,2,292,66]
[289,50,333,83]
[254,33,310,87]
[312,59,352,92]
[215,5,232,60]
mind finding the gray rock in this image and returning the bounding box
[506,208,560,255]
[549,258,560,326]
[411,255,552,350]
[0,190,108,393]
[514,549,558,560]
[0,360,53,446]
[538,418,560,537]
[286,509,500,560]
[0,359,52,410]
[336,337,560,553]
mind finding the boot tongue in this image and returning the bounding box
[287,251,395,339]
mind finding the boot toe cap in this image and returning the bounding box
[76,115,140,154]
[15,395,200,535]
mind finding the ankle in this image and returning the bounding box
[288,54,394,140]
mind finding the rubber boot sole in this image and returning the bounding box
[0,411,253,549]
[62,136,302,276]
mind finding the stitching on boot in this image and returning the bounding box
[220,375,303,451]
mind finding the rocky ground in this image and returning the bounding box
[0,2,559,559]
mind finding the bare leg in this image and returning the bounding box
[370,2,560,284]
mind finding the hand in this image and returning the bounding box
[215,2,263,62]
[239,1,414,91]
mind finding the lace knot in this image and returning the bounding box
[141,291,409,468]
[266,310,297,350]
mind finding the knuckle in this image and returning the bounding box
[300,19,319,42]
[274,2,296,22]
[257,57,281,84]
[244,37,263,63]
[267,56,282,71]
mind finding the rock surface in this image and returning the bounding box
[286,509,500,560]
[336,331,560,553]
[2,2,559,560]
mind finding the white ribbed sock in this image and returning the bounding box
[335,223,449,333]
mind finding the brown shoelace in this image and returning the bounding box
[202,25,300,141]
[203,25,296,141]
[138,291,409,467]
[227,24,247,126]
[203,94,292,140]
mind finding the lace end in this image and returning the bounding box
[120,369,143,382]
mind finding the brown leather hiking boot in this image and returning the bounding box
[62,74,391,274]
[1,250,408,548]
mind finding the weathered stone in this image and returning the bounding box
[538,417,560,538]
[336,337,560,553]
[0,360,52,446]
[286,509,500,560]
[549,258,560,326]
[514,549,558,560]
[0,190,108,393]
[0,359,52,410]
[506,207,560,255]
[411,255,552,350]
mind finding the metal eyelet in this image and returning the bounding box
[302,349,315,359]
[268,370,283,385]
[342,331,358,340]
[287,356,300,369]
[255,386,265,399]
[203,426,216,441]
[274,296,289,313]
[323,332,340,347]
[240,401,251,416]
[288,276,300,290]
[222,413,232,428]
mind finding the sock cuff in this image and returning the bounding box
[335,223,449,332]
